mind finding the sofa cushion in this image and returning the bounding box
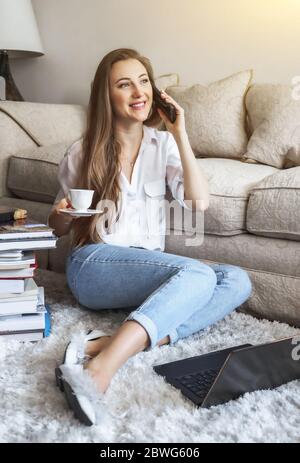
[166,230,300,277]
[166,231,300,327]
[247,167,300,240]
[198,158,278,235]
[7,142,71,203]
[243,84,300,168]
[166,70,253,159]
[167,158,277,236]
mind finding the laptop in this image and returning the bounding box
[153,336,300,408]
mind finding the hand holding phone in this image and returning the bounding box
[152,85,177,123]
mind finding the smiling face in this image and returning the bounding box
[109,58,153,124]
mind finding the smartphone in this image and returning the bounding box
[152,85,177,123]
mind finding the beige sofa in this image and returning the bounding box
[0,99,300,328]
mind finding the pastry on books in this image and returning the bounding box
[0,207,27,223]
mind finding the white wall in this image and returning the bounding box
[11,0,300,105]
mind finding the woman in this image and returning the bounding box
[48,48,252,425]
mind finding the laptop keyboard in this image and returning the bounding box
[177,368,219,400]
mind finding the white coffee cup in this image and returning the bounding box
[68,189,94,211]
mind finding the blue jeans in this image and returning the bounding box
[66,243,252,350]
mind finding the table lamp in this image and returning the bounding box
[0,0,44,101]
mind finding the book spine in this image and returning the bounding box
[44,304,51,337]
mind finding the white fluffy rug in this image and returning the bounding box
[1,269,299,443]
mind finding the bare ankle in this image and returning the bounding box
[85,336,111,357]
[84,356,114,394]
[157,335,170,347]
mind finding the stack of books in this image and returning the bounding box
[0,210,57,341]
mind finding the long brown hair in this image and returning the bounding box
[71,48,162,249]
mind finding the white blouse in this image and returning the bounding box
[52,125,190,251]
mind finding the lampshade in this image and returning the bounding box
[0,0,44,58]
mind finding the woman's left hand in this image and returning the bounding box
[157,90,186,138]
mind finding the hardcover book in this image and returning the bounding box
[0,219,54,240]
[0,262,38,279]
[0,252,36,270]
[0,250,24,259]
[0,303,51,341]
[0,279,25,293]
[0,278,38,298]
[0,238,56,252]
[0,286,43,316]
[0,330,44,341]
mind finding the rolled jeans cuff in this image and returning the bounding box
[124,312,158,351]
[168,328,179,346]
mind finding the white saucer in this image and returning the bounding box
[59,208,103,217]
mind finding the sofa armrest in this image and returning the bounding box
[0,110,38,197]
[0,101,86,198]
